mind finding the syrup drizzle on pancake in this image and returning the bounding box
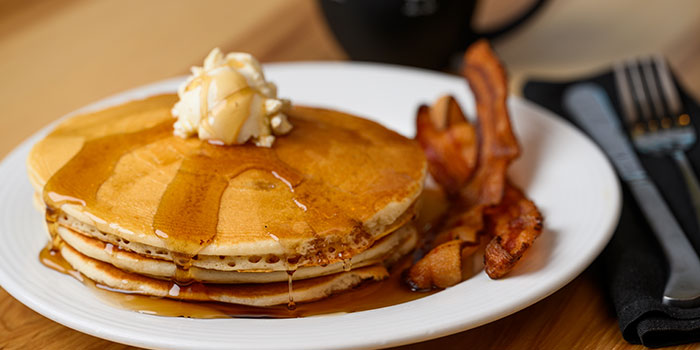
[36,95,427,313]
[40,97,378,304]
[287,270,296,310]
[41,111,368,261]
[152,140,304,284]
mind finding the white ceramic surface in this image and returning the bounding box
[0,62,621,350]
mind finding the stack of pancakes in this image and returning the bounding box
[28,94,426,306]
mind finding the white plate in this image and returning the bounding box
[0,62,621,349]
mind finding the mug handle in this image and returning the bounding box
[470,0,547,40]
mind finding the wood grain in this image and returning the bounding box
[1,0,700,349]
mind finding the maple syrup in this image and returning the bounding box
[36,96,438,318]
[40,246,435,318]
[41,102,385,270]
[36,187,447,318]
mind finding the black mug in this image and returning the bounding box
[318,0,546,69]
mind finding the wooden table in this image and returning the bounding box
[2,0,700,348]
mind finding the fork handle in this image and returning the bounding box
[672,150,700,235]
[628,178,700,307]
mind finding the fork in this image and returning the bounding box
[614,56,700,233]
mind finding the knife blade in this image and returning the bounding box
[564,83,700,307]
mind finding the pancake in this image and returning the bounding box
[59,242,390,307]
[29,93,426,306]
[29,95,426,266]
[56,222,417,284]
[52,202,416,272]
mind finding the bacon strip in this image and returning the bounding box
[407,40,537,289]
[405,240,462,291]
[415,96,478,195]
[459,40,520,207]
[483,183,543,278]
[423,40,521,245]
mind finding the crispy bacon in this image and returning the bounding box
[405,240,462,291]
[459,40,520,207]
[415,96,478,195]
[483,183,543,278]
[407,40,538,289]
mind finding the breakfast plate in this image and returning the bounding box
[0,62,620,349]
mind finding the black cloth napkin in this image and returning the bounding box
[523,71,700,348]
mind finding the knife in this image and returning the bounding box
[564,83,700,307]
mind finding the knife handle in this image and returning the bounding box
[628,178,700,306]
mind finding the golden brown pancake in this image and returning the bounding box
[55,223,417,284]
[29,95,425,264]
[59,241,390,307]
[29,94,426,305]
[51,202,416,272]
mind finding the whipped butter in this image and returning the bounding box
[172,48,292,147]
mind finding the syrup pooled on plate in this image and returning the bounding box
[40,246,436,318]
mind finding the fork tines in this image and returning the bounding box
[614,56,689,134]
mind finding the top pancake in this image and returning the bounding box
[28,94,426,263]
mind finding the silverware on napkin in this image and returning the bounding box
[564,83,700,307]
[613,57,700,235]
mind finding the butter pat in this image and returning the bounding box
[171,48,292,147]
